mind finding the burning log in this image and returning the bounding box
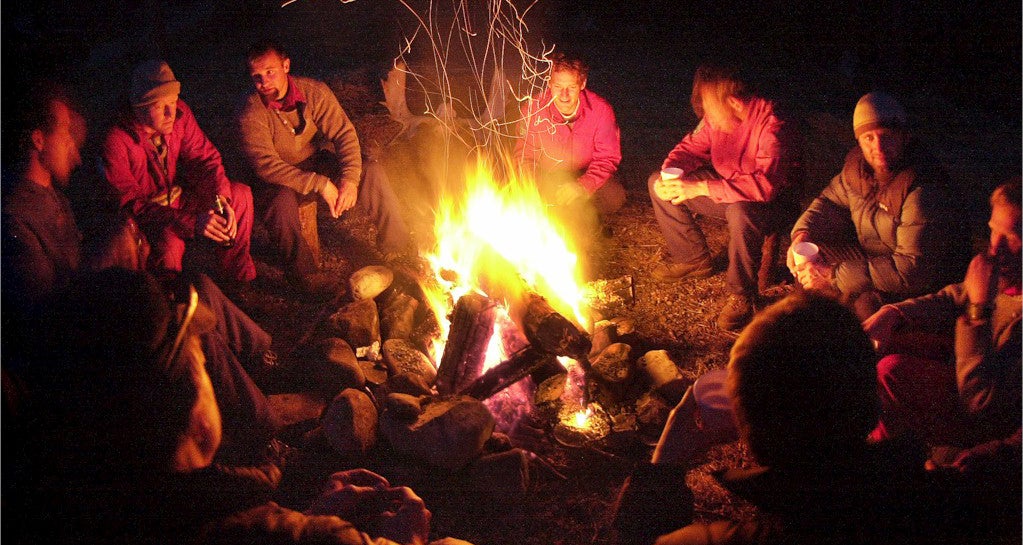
[512,292,591,362]
[435,292,498,394]
[458,347,557,400]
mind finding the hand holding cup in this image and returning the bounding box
[654,167,684,202]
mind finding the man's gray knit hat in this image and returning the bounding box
[130,60,181,107]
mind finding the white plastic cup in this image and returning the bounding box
[792,241,820,267]
[660,167,684,181]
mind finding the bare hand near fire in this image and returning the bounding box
[654,178,707,204]
[320,180,341,218]
[795,260,836,292]
[218,197,239,240]
[308,468,431,545]
[963,253,999,309]
[196,209,233,245]
[669,180,709,205]
[334,179,359,216]
[653,177,683,202]
[862,305,906,354]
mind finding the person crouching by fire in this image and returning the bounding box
[515,51,626,245]
[647,62,800,332]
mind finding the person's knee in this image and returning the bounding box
[595,179,627,216]
[264,187,303,225]
[361,160,389,188]
[646,171,661,194]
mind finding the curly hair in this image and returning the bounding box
[550,51,589,82]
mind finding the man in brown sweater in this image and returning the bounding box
[238,39,411,296]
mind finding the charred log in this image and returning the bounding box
[458,347,557,400]
[512,292,590,362]
[435,292,498,394]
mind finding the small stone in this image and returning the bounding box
[590,342,633,384]
[382,338,437,385]
[329,298,380,350]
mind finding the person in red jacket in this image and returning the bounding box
[648,63,799,331]
[515,52,626,224]
[101,60,256,286]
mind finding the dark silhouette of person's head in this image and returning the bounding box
[728,292,878,469]
[34,268,220,477]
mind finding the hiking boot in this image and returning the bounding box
[651,257,714,282]
[717,293,756,332]
[288,271,342,302]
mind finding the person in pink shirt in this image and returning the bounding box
[101,60,256,287]
[648,63,799,331]
[516,52,625,233]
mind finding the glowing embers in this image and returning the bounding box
[552,358,611,447]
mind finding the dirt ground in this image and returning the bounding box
[7,1,1020,543]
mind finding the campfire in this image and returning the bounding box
[421,154,599,434]
[312,151,689,474]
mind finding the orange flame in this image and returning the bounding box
[423,153,591,366]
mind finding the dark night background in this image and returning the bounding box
[5,0,1020,121]
[4,0,1020,198]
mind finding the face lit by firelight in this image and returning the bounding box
[135,95,179,137]
[857,127,907,174]
[249,51,291,102]
[989,201,1022,282]
[549,68,585,118]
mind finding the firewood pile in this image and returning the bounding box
[286,260,707,478]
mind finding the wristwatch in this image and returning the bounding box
[965,302,993,321]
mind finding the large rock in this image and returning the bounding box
[349,265,394,301]
[329,298,381,354]
[382,338,437,385]
[380,291,419,340]
[311,337,366,391]
[321,389,379,459]
[380,395,495,469]
[590,342,633,384]
[636,350,687,404]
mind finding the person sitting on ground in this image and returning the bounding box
[864,181,1021,482]
[238,39,413,297]
[648,62,800,331]
[101,59,257,289]
[515,51,625,237]
[7,268,473,545]
[613,292,1003,544]
[787,91,965,320]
